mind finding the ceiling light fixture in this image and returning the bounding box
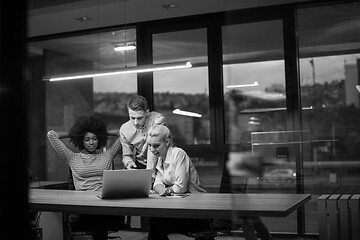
[74,16,92,22]
[172,109,202,118]
[162,4,178,9]
[114,43,136,51]
[43,61,192,81]
[241,106,313,113]
[44,0,192,82]
[226,81,259,88]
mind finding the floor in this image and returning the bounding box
[72,230,317,240]
[73,231,192,240]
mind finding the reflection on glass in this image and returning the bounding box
[29,28,138,178]
[153,29,210,145]
[191,157,223,193]
[299,4,360,194]
[93,75,137,169]
[298,2,360,234]
[222,20,295,233]
[93,74,137,130]
[29,28,137,76]
[222,21,287,149]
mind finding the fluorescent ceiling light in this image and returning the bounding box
[241,106,313,113]
[114,44,136,51]
[248,116,260,125]
[43,61,192,81]
[241,90,285,101]
[248,120,260,125]
[173,109,202,118]
[226,81,259,88]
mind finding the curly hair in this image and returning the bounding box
[69,115,108,150]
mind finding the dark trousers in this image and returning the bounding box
[68,214,125,240]
[147,217,213,240]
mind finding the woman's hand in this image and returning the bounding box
[154,184,171,196]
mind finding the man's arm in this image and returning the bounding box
[123,156,137,169]
[119,127,137,169]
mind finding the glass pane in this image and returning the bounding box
[191,156,224,193]
[93,75,137,130]
[94,75,137,169]
[29,29,136,76]
[153,29,210,145]
[93,28,138,137]
[223,20,286,147]
[28,28,137,178]
[222,20,291,189]
[223,20,298,233]
[298,3,360,234]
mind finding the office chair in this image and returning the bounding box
[64,168,131,240]
[187,157,272,240]
[63,134,131,240]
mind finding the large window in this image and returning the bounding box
[153,29,210,145]
[298,3,360,234]
[28,28,137,178]
[27,2,360,237]
[222,20,295,191]
[222,19,301,233]
[222,20,286,146]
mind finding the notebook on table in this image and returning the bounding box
[99,169,154,199]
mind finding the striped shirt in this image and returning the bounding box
[47,130,122,191]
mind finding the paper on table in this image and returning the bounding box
[149,193,190,199]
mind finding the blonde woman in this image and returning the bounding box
[146,125,212,240]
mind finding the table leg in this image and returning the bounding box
[242,218,258,240]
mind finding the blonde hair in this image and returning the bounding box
[147,125,172,145]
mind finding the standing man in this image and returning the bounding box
[119,95,166,170]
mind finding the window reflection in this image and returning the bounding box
[298,3,360,234]
[299,4,360,195]
[153,29,210,145]
[222,20,296,233]
[222,21,286,148]
[93,74,137,131]
[191,157,223,193]
[28,28,137,177]
[222,22,291,195]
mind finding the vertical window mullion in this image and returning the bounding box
[283,9,305,236]
[207,23,226,151]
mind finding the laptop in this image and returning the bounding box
[99,169,154,199]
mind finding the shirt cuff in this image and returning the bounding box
[172,184,183,193]
[124,159,134,168]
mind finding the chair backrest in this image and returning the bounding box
[219,155,248,194]
[68,168,75,190]
[207,155,248,231]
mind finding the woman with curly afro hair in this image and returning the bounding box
[68,115,109,152]
[47,115,124,240]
